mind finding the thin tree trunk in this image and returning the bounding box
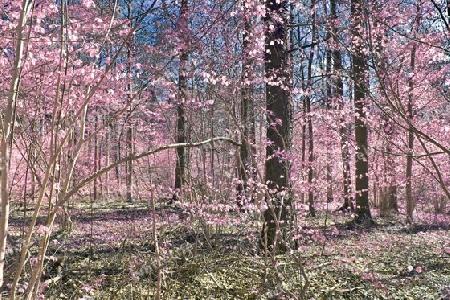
[237,0,256,208]
[0,0,33,294]
[125,0,133,203]
[406,44,416,224]
[405,3,421,224]
[126,126,133,202]
[325,22,333,203]
[105,118,111,201]
[174,0,189,201]
[305,0,316,217]
[94,115,99,202]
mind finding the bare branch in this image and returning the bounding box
[59,137,241,204]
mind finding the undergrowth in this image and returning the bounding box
[7,202,450,299]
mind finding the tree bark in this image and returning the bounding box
[261,0,292,252]
[351,0,372,222]
[406,44,416,223]
[237,0,256,209]
[405,3,421,224]
[325,18,333,204]
[125,0,134,203]
[306,0,316,217]
[331,0,353,211]
[174,0,189,201]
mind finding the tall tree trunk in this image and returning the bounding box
[174,0,189,201]
[405,4,421,224]
[125,0,133,203]
[325,25,333,204]
[351,0,372,222]
[237,0,255,208]
[331,0,353,211]
[261,0,292,252]
[301,92,307,205]
[94,115,99,202]
[406,44,416,223]
[305,0,316,217]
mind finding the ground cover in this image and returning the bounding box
[6,201,450,299]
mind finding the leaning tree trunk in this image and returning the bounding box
[351,0,372,222]
[261,0,292,252]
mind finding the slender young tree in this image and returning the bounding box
[174,0,189,201]
[305,0,317,217]
[405,42,417,224]
[0,0,33,292]
[351,0,372,222]
[125,0,134,203]
[405,2,421,223]
[261,0,292,252]
[325,8,333,204]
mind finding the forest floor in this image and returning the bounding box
[6,200,450,299]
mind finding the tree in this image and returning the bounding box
[174,0,189,201]
[304,0,317,217]
[0,0,33,292]
[351,0,372,222]
[237,0,256,209]
[405,5,420,223]
[261,0,292,252]
[331,0,354,212]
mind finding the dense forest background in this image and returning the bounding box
[0,0,449,298]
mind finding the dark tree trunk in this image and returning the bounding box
[125,126,134,202]
[261,0,292,252]
[237,0,256,209]
[174,0,189,201]
[406,45,416,223]
[351,0,372,222]
[94,115,99,202]
[306,0,316,217]
[325,29,333,203]
[125,0,133,203]
[331,0,353,211]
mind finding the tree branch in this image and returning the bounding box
[59,137,240,204]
